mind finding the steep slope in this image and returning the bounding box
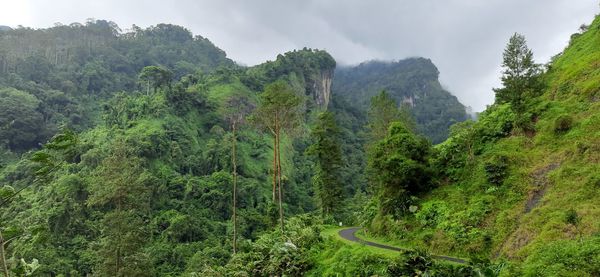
[363,15,600,276]
[333,58,467,143]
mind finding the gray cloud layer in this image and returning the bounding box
[4,0,598,110]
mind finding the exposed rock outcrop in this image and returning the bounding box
[310,68,334,109]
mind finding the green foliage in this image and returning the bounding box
[138,65,173,94]
[367,90,413,142]
[434,104,515,180]
[493,33,542,129]
[333,58,467,143]
[0,20,234,153]
[214,215,322,276]
[554,114,574,134]
[522,236,600,276]
[483,155,509,186]
[5,13,600,276]
[0,87,45,150]
[307,112,344,218]
[564,208,580,226]
[368,122,432,217]
[309,239,390,276]
[251,80,303,135]
[382,14,600,274]
[87,140,152,276]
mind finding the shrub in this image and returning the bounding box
[514,112,536,135]
[564,209,580,226]
[587,173,600,188]
[484,155,509,186]
[387,249,434,276]
[415,201,450,228]
[554,114,574,134]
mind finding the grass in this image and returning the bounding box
[359,15,600,274]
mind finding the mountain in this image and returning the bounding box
[0,26,12,31]
[333,58,468,143]
[3,14,598,276]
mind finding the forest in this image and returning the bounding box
[0,14,599,277]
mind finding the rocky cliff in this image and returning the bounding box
[309,67,334,108]
[248,49,336,110]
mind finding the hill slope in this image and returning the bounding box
[333,58,467,143]
[362,15,600,276]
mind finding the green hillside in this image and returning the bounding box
[333,58,468,143]
[354,15,600,276]
[0,20,233,153]
[1,14,600,276]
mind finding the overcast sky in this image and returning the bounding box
[1,0,597,111]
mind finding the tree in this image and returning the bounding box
[493,33,541,117]
[138,66,173,94]
[0,88,44,151]
[367,90,414,142]
[222,94,254,254]
[87,140,150,276]
[307,111,344,217]
[368,122,431,216]
[0,222,9,277]
[251,81,302,234]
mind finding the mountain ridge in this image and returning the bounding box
[333,57,467,143]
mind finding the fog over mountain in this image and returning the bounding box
[1,0,597,110]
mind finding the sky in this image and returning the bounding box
[0,0,597,111]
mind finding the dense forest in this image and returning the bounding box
[333,59,468,143]
[0,14,599,277]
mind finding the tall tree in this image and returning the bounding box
[222,94,254,254]
[493,33,541,116]
[138,65,173,95]
[251,81,302,233]
[367,90,414,143]
[87,140,150,276]
[307,111,344,217]
[0,228,8,277]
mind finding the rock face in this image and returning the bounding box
[332,58,467,143]
[310,68,334,108]
[250,48,336,110]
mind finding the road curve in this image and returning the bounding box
[338,227,467,264]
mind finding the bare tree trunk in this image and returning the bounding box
[272,117,278,203]
[277,130,284,234]
[231,122,237,254]
[0,229,8,277]
[115,247,121,277]
[115,200,122,276]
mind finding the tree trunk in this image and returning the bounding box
[115,246,121,277]
[277,129,284,234]
[231,122,237,254]
[0,230,8,277]
[115,200,122,276]
[272,116,278,203]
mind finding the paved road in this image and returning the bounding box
[338,227,467,264]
